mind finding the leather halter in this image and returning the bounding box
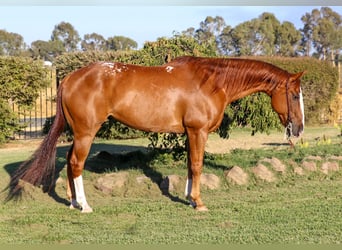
[285,78,293,140]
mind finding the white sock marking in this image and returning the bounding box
[74,175,92,212]
[185,178,192,198]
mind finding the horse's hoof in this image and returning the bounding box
[81,206,93,213]
[195,205,209,212]
[69,201,81,210]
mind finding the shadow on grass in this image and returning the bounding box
[3,141,189,207]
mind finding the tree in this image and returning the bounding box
[106,36,137,51]
[196,16,226,41]
[81,33,106,51]
[0,29,26,56]
[230,19,262,56]
[30,40,64,61]
[227,12,301,57]
[301,7,342,62]
[300,9,320,56]
[276,21,302,56]
[51,21,81,52]
[181,27,196,37]
[313,7,342,62]
[218,25,234,55]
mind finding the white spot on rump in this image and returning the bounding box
[101,62,128,75]
[165,66,174,73]
[101,62,115,69]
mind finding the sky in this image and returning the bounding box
[1,5,342,48]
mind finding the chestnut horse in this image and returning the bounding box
[8,56,305,212]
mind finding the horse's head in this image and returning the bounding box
[271,72,305,138]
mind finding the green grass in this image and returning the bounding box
[0,127,342,244]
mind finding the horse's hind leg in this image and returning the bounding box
[67,133,96,213]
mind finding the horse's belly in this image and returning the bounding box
[111,98,185,133]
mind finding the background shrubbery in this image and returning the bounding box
[0,56,50,143]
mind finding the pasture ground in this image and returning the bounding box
[0,126,342,244]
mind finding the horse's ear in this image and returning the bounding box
[290,71,306,81]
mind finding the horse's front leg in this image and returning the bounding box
[185,128,208,211]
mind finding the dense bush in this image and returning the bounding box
[0,56,50,143]
[0,99,20,142]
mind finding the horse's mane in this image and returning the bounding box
[169,56,290,91]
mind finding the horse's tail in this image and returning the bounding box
[6,85,66,200]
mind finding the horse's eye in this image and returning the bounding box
[292,94,300,101]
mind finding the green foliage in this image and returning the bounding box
[96,117,143,140]
[0,99,20,143]
[0,56,50,107]
[55,35,217,80]
[51,21,80,53]
[106,35,138,51]
[0,29,27,56]
[0,56,50,143]
[227,93,281,137]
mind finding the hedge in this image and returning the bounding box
[0,56,50,143]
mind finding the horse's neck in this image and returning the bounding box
[224,78,276,104]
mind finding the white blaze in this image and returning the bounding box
[299,87,305,129]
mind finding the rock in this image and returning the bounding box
[260,157,286,174]
[224,166,249,185]
[321,162,339,174]
[200,173,220,190]
[136,175,149,184]
[160,173,220,194]
[252,164,276,182]
[294,167,305,176]
[95,172,129,194]
[328,156,342,161]
[302,161,317,172]
[160,174,182,193]
[305,156,322,161]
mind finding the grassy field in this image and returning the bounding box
[0,127,342,244]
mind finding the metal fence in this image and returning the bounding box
[12,69,57,140]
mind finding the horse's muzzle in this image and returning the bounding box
[286,122,303,138]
